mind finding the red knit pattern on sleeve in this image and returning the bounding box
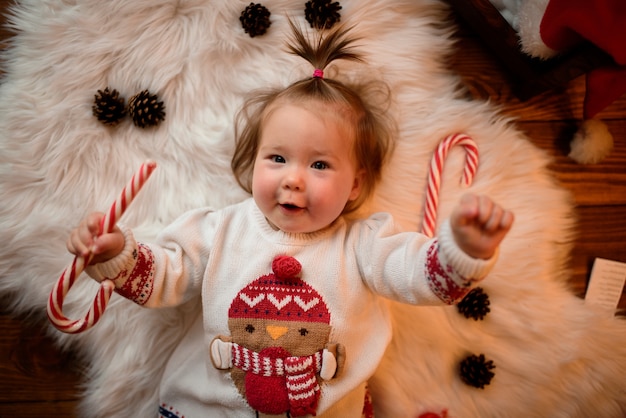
[114,243,155,305]
[425,241,472,304]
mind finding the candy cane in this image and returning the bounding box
[421,134,478,238]
[47,161,157,334]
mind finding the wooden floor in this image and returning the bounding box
[0,2,624,417]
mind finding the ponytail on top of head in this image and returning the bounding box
[285,18,363,78]
[232,19,395,214]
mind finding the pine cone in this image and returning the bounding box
[127,90,166,128]
[459,354,496,389]
[305,0,342,30]
[92,88,126,126]
[240,3,271,38]
[456,287,491,321]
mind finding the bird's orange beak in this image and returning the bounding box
[266,325,289,340]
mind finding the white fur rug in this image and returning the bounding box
[1,0,625,417]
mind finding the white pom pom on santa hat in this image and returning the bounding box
[568,119,614,164]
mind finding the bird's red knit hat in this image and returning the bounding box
[228,255,330,323]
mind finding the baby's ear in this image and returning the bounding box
[348,169,366,201]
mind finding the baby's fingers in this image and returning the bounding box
[84,212,105,236]
[66,212,104,257]
[67,228,91,258]
[485,206,514,234]
[500,210,515,231]
[483,204,504,232]
[476,195,495,225]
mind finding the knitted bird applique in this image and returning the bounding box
[210,255,344,417]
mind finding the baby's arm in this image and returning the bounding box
[449,194,514,260]
[66,212,125,265]
[67,207,216,309]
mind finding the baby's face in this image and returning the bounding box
[251,103,362,233]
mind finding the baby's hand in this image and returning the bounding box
[66,212,125,265]
[450,194,514,260]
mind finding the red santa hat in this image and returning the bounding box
[540,0,626,119]
[229,255,331,324]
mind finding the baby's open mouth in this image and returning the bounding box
[281,203,302,210]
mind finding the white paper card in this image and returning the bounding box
[585,258,626,312]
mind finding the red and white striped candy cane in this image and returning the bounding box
[47,161,157,334]
[421,134,478,238]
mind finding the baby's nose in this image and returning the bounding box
[283,167,304,190]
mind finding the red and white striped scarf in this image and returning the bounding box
[231,342,323,416]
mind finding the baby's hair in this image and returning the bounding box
[232,20,395,214]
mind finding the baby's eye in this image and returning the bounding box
[311,161,328,170]
[271,155,286,163]
[245,324,255,333]
[298,328,309,336]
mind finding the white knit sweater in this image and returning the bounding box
[87,198,497,418]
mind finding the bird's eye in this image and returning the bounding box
[245,324,255,333]
[299,328,309,336]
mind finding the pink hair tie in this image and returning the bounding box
[313,68,324,79]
